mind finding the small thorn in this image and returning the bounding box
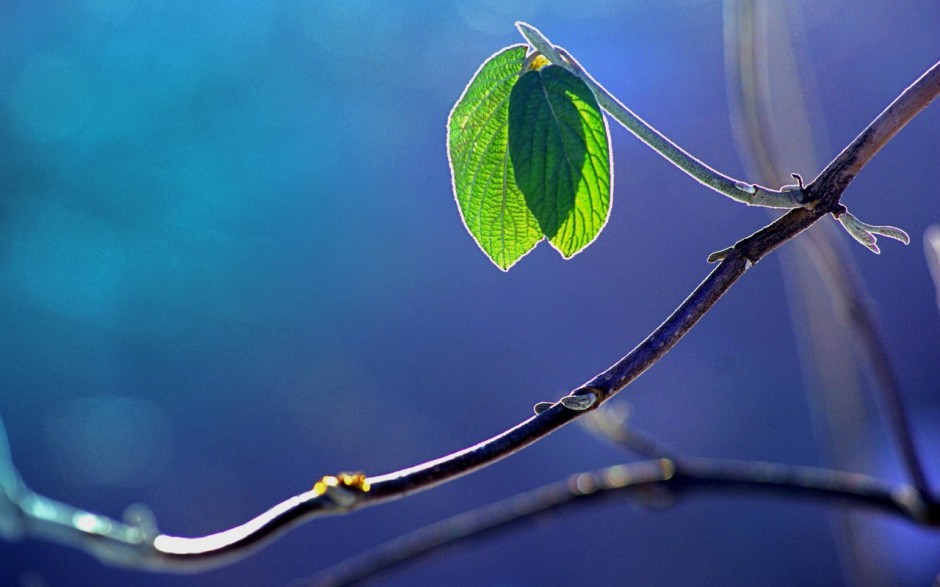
[790,173,805,190]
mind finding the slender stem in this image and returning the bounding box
[304,457,935,587]
[514,22,804,209]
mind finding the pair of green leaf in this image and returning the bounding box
[447,45,613,271]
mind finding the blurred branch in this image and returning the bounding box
[722,5,889,584]
[723,6,934,581]
[926,225,940,316]
[1,32,939,576]
[723,0,933,503]
[304,455,933,587]
[0,414,26,540]
[578,402,674,460]
[307,398,940,585]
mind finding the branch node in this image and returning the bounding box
[123,503,159,542]
[313,472,371,508]
[569,472,600,495]
[628,459,680,510]
[779,181,808,206]
[560,391,598,411]
[659,458,677,481]
[891,485,933,524]
[734,181,758,195]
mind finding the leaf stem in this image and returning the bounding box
[514,22,804,209]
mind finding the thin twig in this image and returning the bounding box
[1,36,938,575]
[303,457,933,587]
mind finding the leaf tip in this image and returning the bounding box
[836,209,909,254]
[872,226,911,245]
[515,22,543,48]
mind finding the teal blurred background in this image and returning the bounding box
[1,1,938,585]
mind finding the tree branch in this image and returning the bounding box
[1,38,938,576]
[307,400,940,585]
[304,456,936,587]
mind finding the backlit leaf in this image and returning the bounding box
[508,64,612,258]
[447,45,541,271]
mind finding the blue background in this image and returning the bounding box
[1,1,939,585]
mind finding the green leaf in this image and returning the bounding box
[448,45,542,271]
[508,64,612,258]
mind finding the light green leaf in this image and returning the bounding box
[508,64,612,258]
[448,45,542,271]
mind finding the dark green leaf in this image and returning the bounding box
[508,64,612,258]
